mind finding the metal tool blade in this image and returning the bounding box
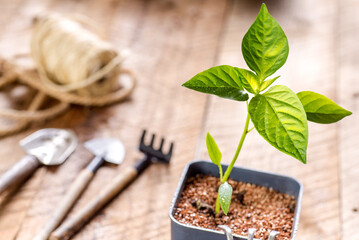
[84,138,125,164]
[19,128,78,165]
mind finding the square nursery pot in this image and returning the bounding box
[169,160,303,240]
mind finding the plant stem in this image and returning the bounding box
[215,102,251,214]
[222,102,251,182]
[216,163,223,213]
[215,194,221,214]
[219,164,223,183]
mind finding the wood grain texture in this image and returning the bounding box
[0,0,357,239]
[338,0,359,238]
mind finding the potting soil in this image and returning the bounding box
[174,174,296,240]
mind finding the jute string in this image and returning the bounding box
[0,14,137,137]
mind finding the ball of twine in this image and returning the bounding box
[0,13,137,137]
[31,13,136,101]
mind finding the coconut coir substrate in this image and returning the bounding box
[174,174,296,240]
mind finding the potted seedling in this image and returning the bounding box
[169,3,351,240]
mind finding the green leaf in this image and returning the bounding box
[260,76,280,92]
[206,132,222,166]
[242,4,289,81]
[235,68,260,94]
[182,65,249,101]
[297,91,352,124]
[249,85,308,163]
[218,182,232,215]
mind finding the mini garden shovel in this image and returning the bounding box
[0,128,77,194]
[34,138,125,240]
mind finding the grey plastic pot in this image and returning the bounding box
[169,160,303,240]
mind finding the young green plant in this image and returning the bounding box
[183,3,352,215]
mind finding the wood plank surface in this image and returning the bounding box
[338,0,359,239]
[0,0,357,239]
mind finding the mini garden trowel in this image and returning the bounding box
[0,128,77,194]
[34,138,125,240]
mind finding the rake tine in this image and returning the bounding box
[167,142,174,156]
[159,138,164,151]
[140,130,146,144]
[150,134,155,146]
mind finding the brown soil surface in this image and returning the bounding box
[174,174,296,240]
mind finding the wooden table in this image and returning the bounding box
[0,0,358,239]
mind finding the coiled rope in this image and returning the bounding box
[0,14,137,137]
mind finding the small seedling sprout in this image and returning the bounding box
[182,3,351,215]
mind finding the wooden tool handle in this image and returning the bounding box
[34,169,94,240]
[0,155,41,194]
[50,167,138,240]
